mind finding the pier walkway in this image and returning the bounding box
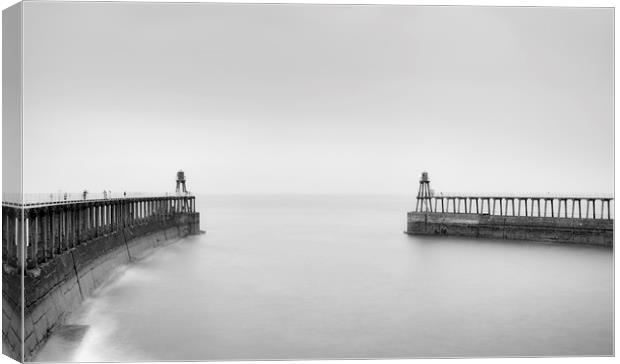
[408,172,613,246]
[416,193,613,220]
[2,194,197,269]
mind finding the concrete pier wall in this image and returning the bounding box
[22,213,200,361]
[406,212,613,247]
[2,194,200,362]
[2,267,21,362]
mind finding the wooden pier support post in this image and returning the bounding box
[60,208,67,252]
[60,206,71,250]
[117,202,122,227]
[69,208,74,247]
[81,205,87,243]
[605,199,611,219]
[40,211,47,261]
[75,206,81,244]
[68,208,74,248]
[7,213,17,266]
[66,208,73,248]
[16,214,24,269]
[26,213,36,268]
[96,205,101,236]
[560,199,567,218]
[106,203,111,231]
[36,212,45,264]
[112,202,117,232]
[75,206,81,242]
[10,215,17,268]
[99,204,103,233]
[111,203,115,229]
[56,209,62,253]
[45,209,53,259]
[10,213,18,266]
[82,205,88,241]
[86,204,95,240]
[51,209,58,254]
[105,203,110,228]
[67,208,73,247]
[33,213,40,265]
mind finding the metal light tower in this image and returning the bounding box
[416,171,433,212]
[176,170,187,194]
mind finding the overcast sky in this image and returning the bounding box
[21,2,613,195]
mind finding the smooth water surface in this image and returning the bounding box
[35,195,613,361]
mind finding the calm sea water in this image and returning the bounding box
[36,195,613,361]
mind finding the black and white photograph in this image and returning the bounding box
[1,0,615,362]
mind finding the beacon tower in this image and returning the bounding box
[416,171,433,212]
[176,170,187,194]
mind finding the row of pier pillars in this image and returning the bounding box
[415,196,613,220]
[2,196,196,269]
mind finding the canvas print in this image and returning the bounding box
[1,1,614,362]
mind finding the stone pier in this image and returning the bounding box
[2,195,200,361]
[408,172,613,246]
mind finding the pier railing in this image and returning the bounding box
[2,195,197,269]
[415,194,614,220]
[1,192,192,207]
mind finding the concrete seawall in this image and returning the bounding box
[406,212,613,247]
[19,212,199,361]
[2,265,21,361]
[2,195,199,361]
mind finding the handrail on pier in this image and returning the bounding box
[2,192,193,208]
[416,195,613,220]
[2,195,197,270]
[414,173,613,220]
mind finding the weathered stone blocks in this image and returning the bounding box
[407,212,613,247]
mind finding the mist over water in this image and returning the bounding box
[35,195,613,361]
